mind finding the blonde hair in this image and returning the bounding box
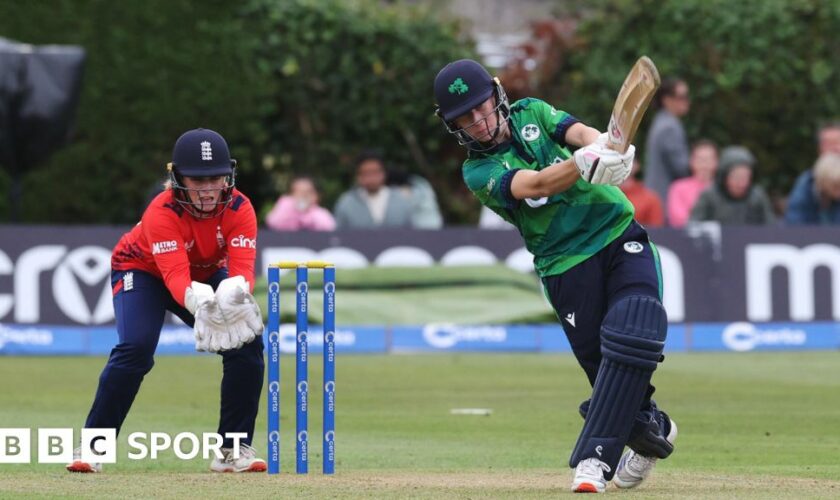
[813,153,840,202]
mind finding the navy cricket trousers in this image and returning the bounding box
[84,269,264,447]
[542,221,664,397]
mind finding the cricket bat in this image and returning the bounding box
[606,56,661,154]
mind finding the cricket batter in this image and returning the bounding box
[66,129,267,473]
[434,60,677,493]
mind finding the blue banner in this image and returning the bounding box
[689,322,840,352]
[1,322,838,355]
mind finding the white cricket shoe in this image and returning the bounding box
[210,443,267,473]
[66,447,102,473]
[571,457,611,493]
[614,418,678,489]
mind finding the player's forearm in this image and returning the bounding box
[510,160,580,199]
[565,123,601,147]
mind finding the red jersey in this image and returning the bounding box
[112,188,257,307]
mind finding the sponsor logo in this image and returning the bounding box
[624,241,644,254]
[521,124,540,141]
[0,245,114,324]
[609,117,623,142]
[324,430,335,463]
[746,244,840,321]
[230,235,256,249]
[486,177,496,193]
[297,430,308,463]
[0,325,53,350]
[268,381,280,414]
[324,381,336,412]
[524,196,548,208]
[277,324,355,354]
[595,445,603,457]
[297,282,308,314]
[563,312,576,328]
[422,323,507,349]
[200,141,213,161]
[721,322,807,352]
[151,240,178,255]
[184,240,195,252]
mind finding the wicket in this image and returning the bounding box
[266,260,336,475]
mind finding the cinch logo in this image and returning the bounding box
[230,235,256,249]
[152,240,178,255]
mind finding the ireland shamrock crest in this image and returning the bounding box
[448,78,469,95]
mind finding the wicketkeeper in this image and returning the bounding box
[67,128,266,473]
[434,60,677,493]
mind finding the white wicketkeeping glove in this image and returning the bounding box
[185,282,233,352]
[573,142,635,186]
[215,276,264,351]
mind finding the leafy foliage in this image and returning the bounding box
[0,0,475,223]
[244,0,476,219]
[5,0,833,222]
[0,0,273,223]
[548,0,840,197]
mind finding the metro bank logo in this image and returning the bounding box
[151,240,178,255]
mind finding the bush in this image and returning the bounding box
[245,0,476,219]
[0,0,272,223]
[0,0,477,224]
[547,0,840,197]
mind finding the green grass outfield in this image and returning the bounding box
[1,352,838,498]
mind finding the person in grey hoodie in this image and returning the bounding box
[644,78,691,207]
[334,150,414,228]
[689,145,776,225]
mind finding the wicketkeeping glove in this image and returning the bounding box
[215,276,264,351]
[185,282,233,352]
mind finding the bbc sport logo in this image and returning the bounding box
[0,429,247,464]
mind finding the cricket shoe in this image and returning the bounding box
[210,443,267,472]
[614,418,678,489]
[571,457,611,493]
[66,447,102,473]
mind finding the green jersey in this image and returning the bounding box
[462,98,634,277]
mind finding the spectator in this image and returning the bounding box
[785,122,840,224]
[817,122,840,155]
[690,146,775,225]
[644,77,691,206]
[334,150,413,228]
[265,176,336,231]
[388,168,444,229]
[667,140,718,228]
[785,153,840,224]
[620,157,664,227]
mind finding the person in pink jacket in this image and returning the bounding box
[667,140,718,227]
[265,176,336,231]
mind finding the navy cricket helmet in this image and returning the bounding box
[166,128,237,218]
[433,59,510,152]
